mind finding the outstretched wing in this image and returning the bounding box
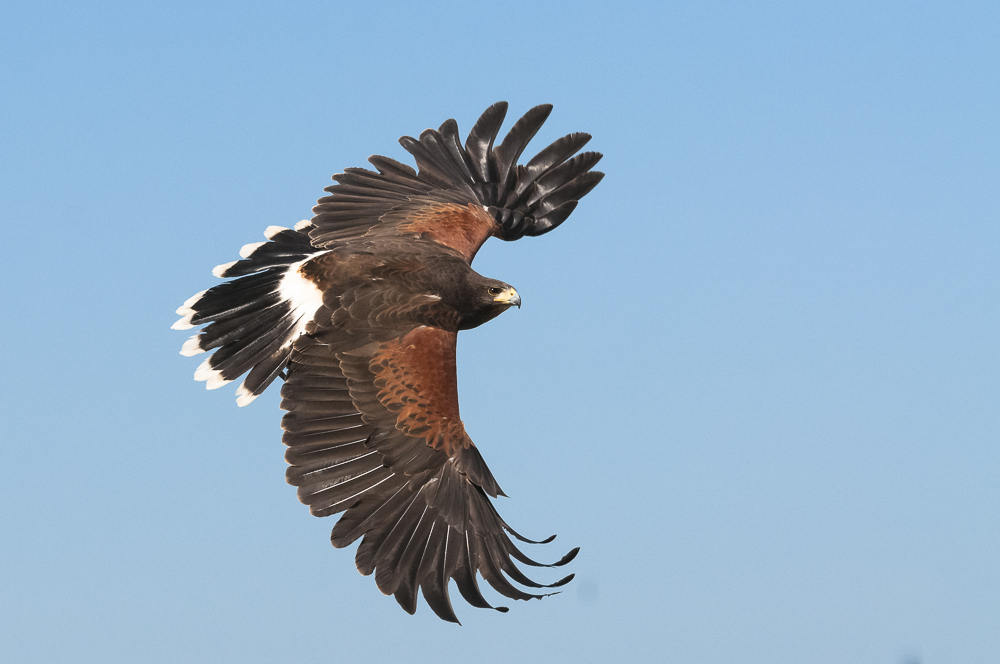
[309,102,604,263]
[282,327,577,623]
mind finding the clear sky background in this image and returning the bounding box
[1,1,997,662]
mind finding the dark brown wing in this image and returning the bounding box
[281,328,578,623]
[308,102,604,263]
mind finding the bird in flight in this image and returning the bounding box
[173,102,603,623]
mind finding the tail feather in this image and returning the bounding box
[174,220,327,405]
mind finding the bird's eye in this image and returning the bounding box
[488,287,503,296]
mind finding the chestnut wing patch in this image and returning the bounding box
[389,200,499,263]
[370,326,469,455]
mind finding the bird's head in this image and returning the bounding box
[452,273,521,330]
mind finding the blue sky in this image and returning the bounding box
[1,1,997,662]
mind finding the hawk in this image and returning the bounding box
[173,102,603,622]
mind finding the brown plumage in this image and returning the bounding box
[173,102,603,622]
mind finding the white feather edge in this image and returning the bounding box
[235,384,258,407]
[239,241,265,258]
[294,219,312,231]
[264,225,288,239]
[171,290,207,329]
[176,290,206,314]
[194,357,232,390]
[180,335,205,356]
[212,260,237,278]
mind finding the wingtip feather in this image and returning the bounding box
[171,317,194,330]
[212,261,236,278]
[180,335,205,356]
[194,358,232,390]
[236,384,259,406]
[176,290,207,315]
[239,241,265,258]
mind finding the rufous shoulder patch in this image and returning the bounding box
[369,326,469,455]
[397,202,498,262]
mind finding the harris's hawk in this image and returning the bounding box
[173,102,603,622]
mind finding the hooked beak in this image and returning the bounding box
[494,286,521,309]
